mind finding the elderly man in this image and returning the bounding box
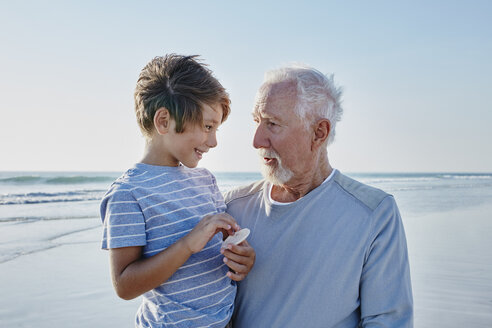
[224,65,413,327]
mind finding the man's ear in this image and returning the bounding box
[311,119,331,150]
[154,107,171,135]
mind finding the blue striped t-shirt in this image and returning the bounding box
[100,163,236,328]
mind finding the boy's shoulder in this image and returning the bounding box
[112,165,214,190]
[109,166,150,188]
[104,165,160,194]
[106,165,216,193]
[193,167,214,177]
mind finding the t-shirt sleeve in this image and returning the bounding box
[360,196,413,327]
[100,183,147,250]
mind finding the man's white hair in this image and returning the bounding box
[262,64,343,145]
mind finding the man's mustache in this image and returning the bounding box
[258,149,280,159]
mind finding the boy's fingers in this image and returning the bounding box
[209,214,239,232]
[216,213,240,231]
[213,217,238,230]
[211,221,232,233]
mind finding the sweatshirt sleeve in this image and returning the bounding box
[360,196,414,327]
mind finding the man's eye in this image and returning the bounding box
[267,121,277,127]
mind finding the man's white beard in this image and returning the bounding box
[258,149,294,185]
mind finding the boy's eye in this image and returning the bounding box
[205,125,213,131]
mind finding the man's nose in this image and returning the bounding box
[253,124,269,149]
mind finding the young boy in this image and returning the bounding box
[100,54,254,327]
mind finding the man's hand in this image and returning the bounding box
[221,240,256,281]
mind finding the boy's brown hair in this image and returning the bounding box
[134,54,231,137]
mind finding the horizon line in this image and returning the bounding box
[0,170,491,175]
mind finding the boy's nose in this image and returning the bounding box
[207,131,218,148]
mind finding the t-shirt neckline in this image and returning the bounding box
[267,169,338,206]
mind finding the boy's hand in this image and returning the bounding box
[221,240,256,281]
[184,213,239,254]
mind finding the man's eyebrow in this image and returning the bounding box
[252,112,279,120]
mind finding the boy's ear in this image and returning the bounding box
[311,119,331,150]
[154,107,171,135]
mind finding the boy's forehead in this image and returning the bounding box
[202,102,223,122]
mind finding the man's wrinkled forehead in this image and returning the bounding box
[254,81,297,113]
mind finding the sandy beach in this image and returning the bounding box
[0,218,140,327]
[0,178,491,327]
[404,203,492,327]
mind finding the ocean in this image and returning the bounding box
[1,170,491,263]
[1,171,492,327]
[1,170,491,222]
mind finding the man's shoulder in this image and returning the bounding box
[224,180,266,205]
[333,171,390,211]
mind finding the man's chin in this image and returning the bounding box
[260,165,293,185]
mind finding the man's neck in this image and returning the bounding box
[271,160,332,203]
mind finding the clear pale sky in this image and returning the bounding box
[1,1,491,172]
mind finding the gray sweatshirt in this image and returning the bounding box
[224,170,413,328]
